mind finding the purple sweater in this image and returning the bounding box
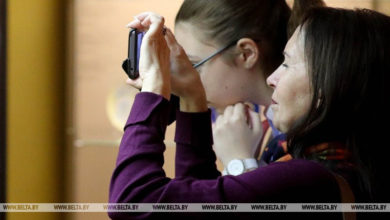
[108,92,342,219]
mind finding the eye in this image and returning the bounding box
[282,63,289,68]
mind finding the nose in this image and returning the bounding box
[266,66,281,89]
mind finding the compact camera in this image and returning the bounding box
[122,29,144,79]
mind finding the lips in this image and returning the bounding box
[271,98,278,105]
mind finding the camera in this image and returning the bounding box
[122,29,144,79]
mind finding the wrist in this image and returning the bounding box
[179,90,207,112]
[221,155,252,168]
[222,158,258,176]
[142,76,171,100]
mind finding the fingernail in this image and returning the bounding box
[126,20,139,28]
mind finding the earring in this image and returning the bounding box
[316,98,322,109]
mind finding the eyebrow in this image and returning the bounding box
[283,52,290,58]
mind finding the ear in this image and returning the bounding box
[235,38,260,69]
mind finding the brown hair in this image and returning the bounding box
[175,0,325,76]
[288,7,390,201]
[287,0,326,36]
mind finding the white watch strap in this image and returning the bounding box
[243,158,258,170]
[222,158,258,176]
[222,169,228,176]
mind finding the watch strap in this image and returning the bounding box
[222,158,258,176]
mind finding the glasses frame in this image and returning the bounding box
[192,40,238,69]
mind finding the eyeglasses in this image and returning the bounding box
[192,40,237,69]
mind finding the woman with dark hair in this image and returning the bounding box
[216,6,390,203]
[267,7,390,202]
[109,6,390,220]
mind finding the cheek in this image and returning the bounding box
[199,70,216,96]
[273,80,311,132]
[198,68,218,100]
[272,88,294,132]
[199,64,238,108]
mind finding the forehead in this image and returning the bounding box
[174,22,217,57]
[284,27,305,60]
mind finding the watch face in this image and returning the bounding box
[227,159,245,176]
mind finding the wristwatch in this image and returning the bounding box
[222,158,258,176]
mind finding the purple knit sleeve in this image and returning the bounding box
[108,92,340,220]
[174,109,221,179]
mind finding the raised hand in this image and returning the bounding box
[126,12,171,100]
[213,103,263,167]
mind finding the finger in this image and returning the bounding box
[223,105,234,118]
[233,103,246,118]
[212,122,216,133]
[126,78,143,89]
[141,14,165,39]
[164,29,180,56]
[215,114,223,128]
[126,12,152,27]
[134,12,150,22]
[164,28,179,50]
[248,108,262,134]
[126,19,142,30]
[126,12,152,30]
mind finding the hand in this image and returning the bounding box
[164,28,207,112]
[126,12,171,100]
[213,103,263,167]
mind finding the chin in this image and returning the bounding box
[272,119,287,133]
[277,123,289,133]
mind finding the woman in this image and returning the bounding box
[173,0,290,169]
[129,0,326,172]
[109,7,390,220]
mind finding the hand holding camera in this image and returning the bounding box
[124,12,207,112]
[125,12,171,100]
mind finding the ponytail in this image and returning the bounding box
[287,0,326,38]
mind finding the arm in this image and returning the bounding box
[174,109,221,179]
[108,94,340,219]
[108,92,229,219]
[109,13,340,220]
[163,27,221,179]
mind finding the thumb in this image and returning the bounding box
[248,109,262,135]
[126,78,143,90]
